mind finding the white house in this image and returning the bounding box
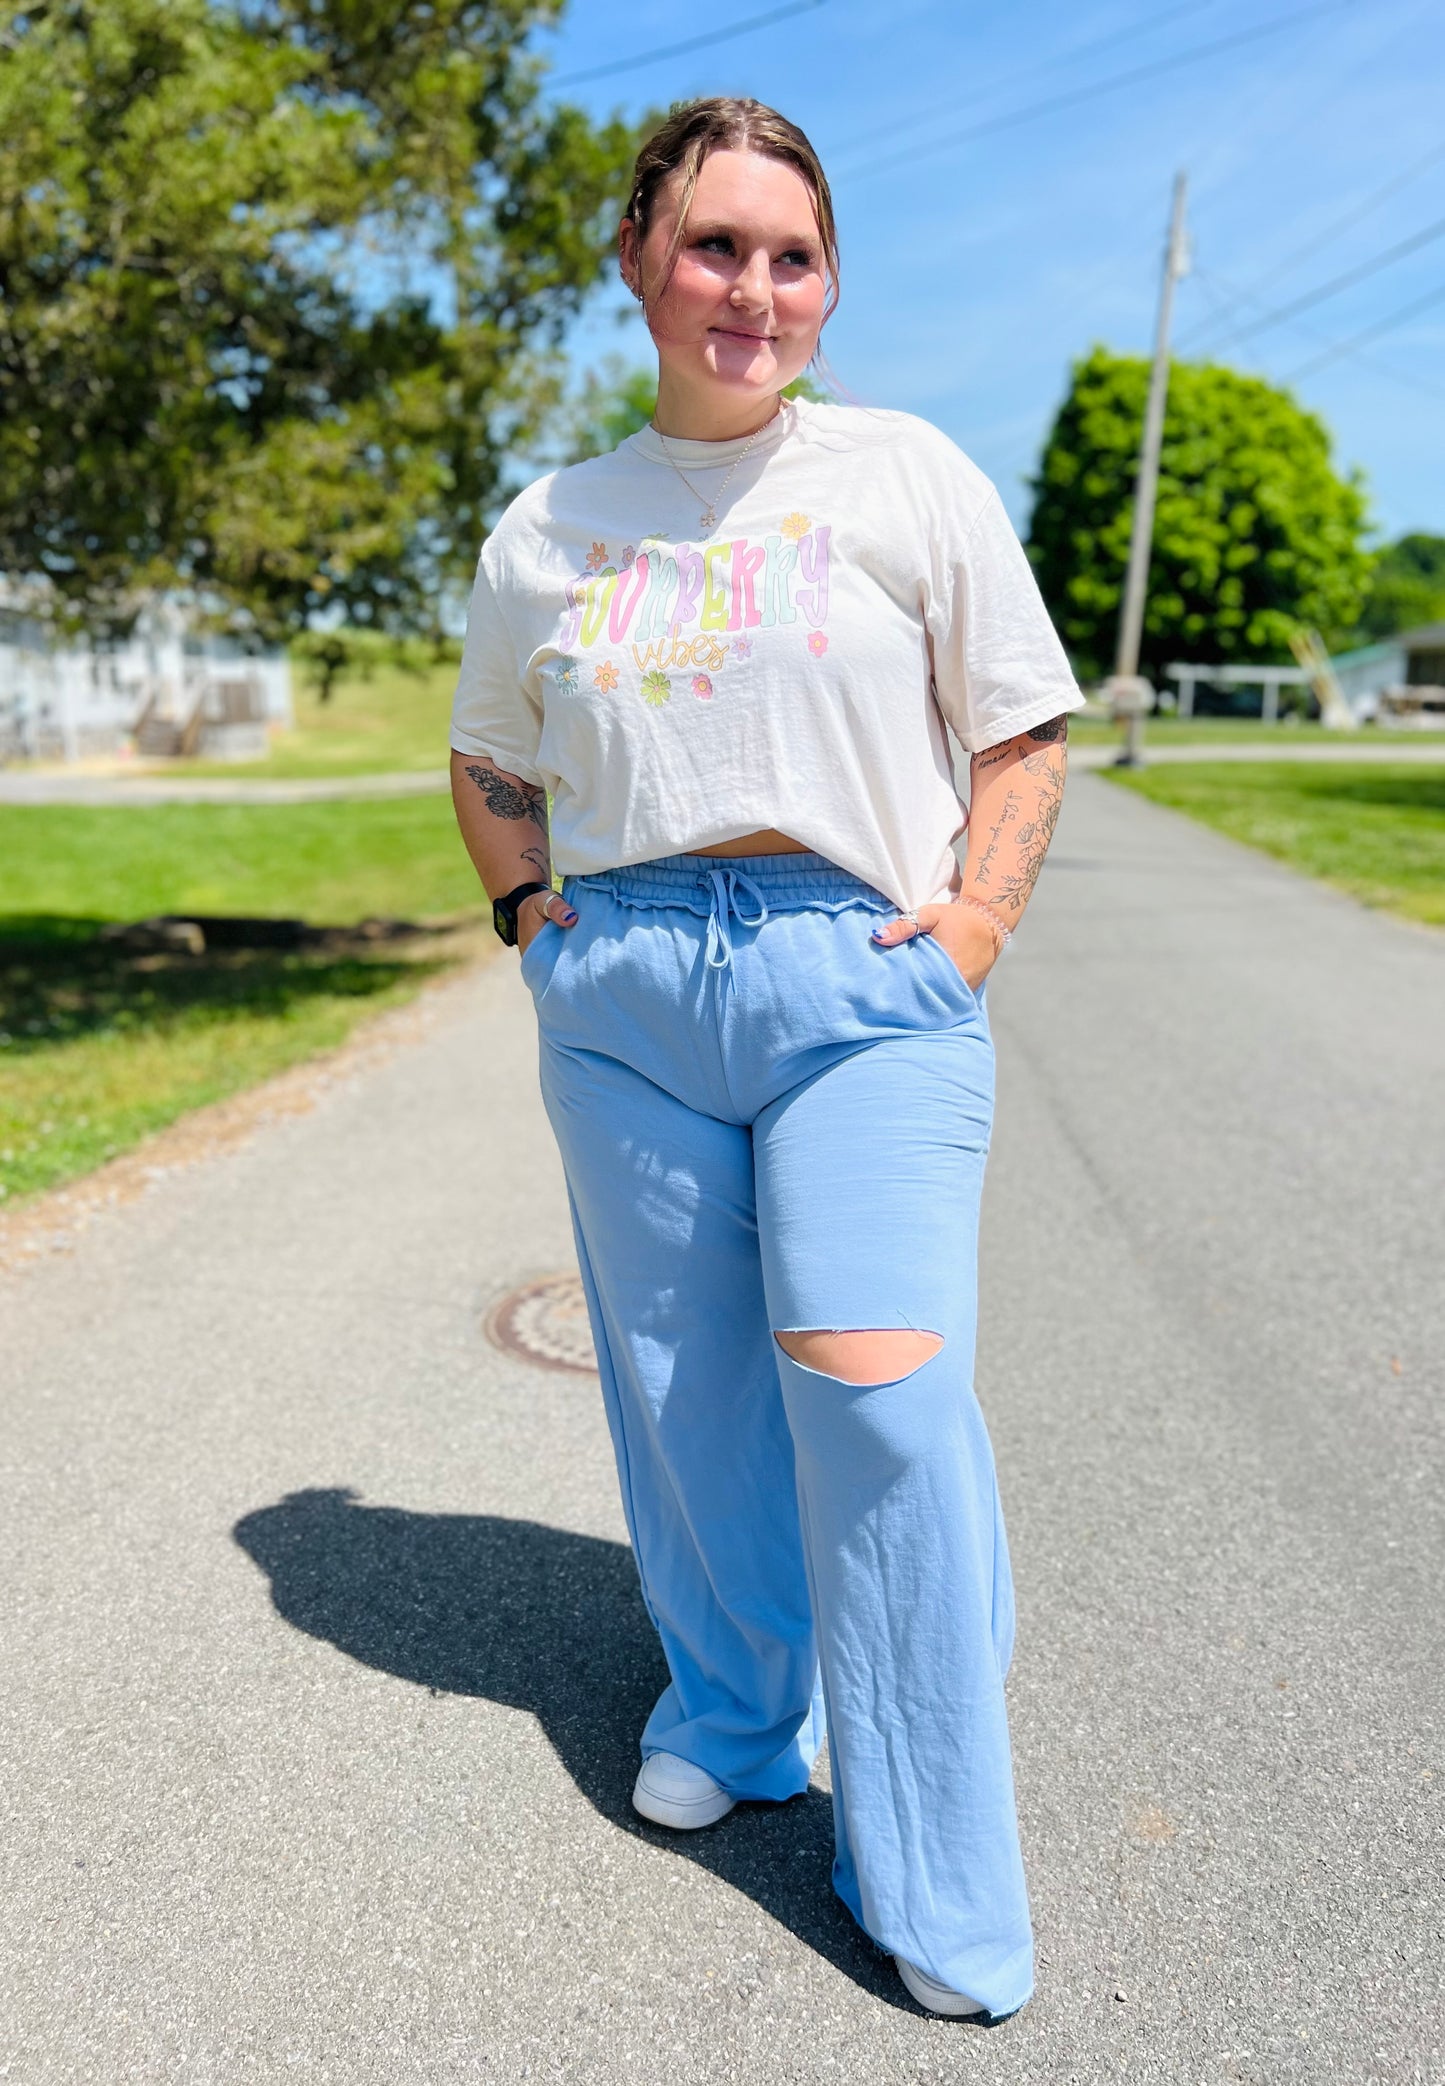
[0,595,292,763]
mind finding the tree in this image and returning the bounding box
[1025,348,1372,684]
[0,0,639,684]
[1354,533,1445,642]
[557,357,665,464]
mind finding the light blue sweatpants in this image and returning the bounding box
[519,848,1032,2017]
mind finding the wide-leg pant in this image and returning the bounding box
[519,849,1033,2016]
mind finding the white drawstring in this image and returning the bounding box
[702,866,771,970]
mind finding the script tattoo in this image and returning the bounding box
[974,788,1022,885]
[973,740,1013,773]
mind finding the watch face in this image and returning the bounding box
[492,898,515,945]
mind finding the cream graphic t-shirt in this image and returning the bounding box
[451,395,1084,911]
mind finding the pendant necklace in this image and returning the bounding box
[649,401,785,538]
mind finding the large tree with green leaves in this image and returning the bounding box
[1354,533,1445,642]
[0,0,638,676]
[1025,348,1372,683]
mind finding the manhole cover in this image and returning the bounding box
[484,1271,597,1374]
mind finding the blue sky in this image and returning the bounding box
[534,0,1445,543]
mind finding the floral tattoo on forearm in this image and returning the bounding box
[964,714,1068,917]
[463,759,551,880]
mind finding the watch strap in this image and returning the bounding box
[493,879,552,946]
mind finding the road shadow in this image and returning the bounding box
[232,1486,898,2000]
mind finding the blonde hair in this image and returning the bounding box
[623,96,841,329]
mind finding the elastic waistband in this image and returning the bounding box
[567,850,895,917]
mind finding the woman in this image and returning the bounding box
[449,96,1082,2024]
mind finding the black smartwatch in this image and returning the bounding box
[492,880,553,947]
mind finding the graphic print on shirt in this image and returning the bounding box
[549,519,831,711]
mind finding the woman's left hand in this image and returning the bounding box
[871,903,999,991]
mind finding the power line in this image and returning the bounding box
[549,0,826,87]
[1183,264,1445,403]
[1260,140,1445,285]
[1207,212,1445,345]
[832,0,1355,184]
[1182,0,1439,213]
[1182,138,1445,346]
[830,0,1223,160]
[1284,279,1445,380]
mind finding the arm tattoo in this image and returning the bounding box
[964,720,1067,917]
[994,760,1065,913]
[463,763,546,825]
[974,787,1021,885]
[463,760,553,885]
[1020,715,1069,774]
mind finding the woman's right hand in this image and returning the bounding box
[517,888,578,954]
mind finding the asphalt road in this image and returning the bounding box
[2,775,1441,2084]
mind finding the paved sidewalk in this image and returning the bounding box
[1,776,1441,2083]
[0,767,450,806]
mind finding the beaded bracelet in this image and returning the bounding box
[956,891,1014,954]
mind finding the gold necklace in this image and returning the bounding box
[649,401,785,537]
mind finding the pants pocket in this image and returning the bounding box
[906,923,980,1010]
[519,917,559,993]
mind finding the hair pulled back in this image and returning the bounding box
[623,96,840,326]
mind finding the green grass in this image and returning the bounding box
[0,797,487,1205]
[1,798,483,925]
[1102,761,1445,927]
[1069,712,1445,748]
[177,658,457,779]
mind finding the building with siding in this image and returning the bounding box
[0,596,291,763]
[1330,623,1445,726]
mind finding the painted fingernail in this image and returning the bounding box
[561,910,577,923]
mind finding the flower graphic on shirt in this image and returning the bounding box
[691,674,714,701]
[619,544,636,569]
[780,511,811,541]
[731,637,752,661]
[641,669,672,706]
[554,655,580,693]
[585,540,609,572]
[808,631,829,657]
[593,661,619,692]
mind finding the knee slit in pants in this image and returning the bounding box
[773,1327,945,1388]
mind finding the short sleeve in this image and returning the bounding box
[926,487,1085,753]
[449,543,545,785]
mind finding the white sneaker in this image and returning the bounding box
[631,1751,736,1829]
[894,1954,991,2018]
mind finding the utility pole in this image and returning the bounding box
[1110,171,1190,767]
